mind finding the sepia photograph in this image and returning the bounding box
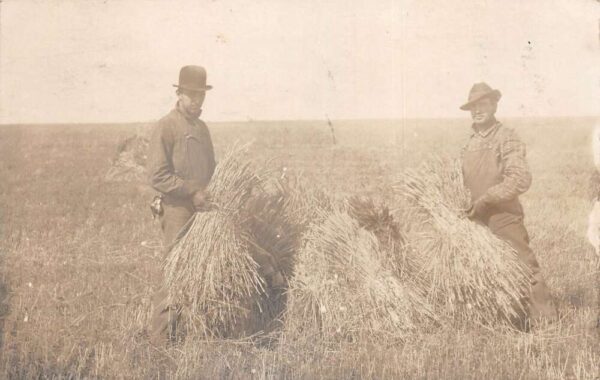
[0,0,598,378]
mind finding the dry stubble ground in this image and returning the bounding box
[0,117,598,379]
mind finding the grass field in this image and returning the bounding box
[0,117,598,379]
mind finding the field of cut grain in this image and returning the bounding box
[0,117,598,379]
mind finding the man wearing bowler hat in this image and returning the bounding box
[147,65,216,345]
[460,82,558,329]
[146,66,285,345]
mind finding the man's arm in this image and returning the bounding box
[147,121,203,198]
[481,128,532,204]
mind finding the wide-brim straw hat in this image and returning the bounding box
[460,82,501,110]
[173,65,213,92]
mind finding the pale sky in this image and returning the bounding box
[0,0,598,124]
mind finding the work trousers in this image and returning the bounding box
[149,201,195,345]
[492,221,558,326]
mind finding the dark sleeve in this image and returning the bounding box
[147,120,203,198]
[204,122,217,179]
[481,129,532,204]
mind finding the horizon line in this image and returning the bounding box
[0,114,597,127]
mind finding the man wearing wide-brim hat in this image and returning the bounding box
[460,82,558,329]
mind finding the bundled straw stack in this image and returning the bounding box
[347,195,430,289]
[346,195,412,274]
[396,158,532,325]
[241,179,304,280]
[163,144,321,338]
[104,133,150,182]
[164,144,268,337]
[278,174,334,229]
[286,204,436,342]
[236,179,306,334]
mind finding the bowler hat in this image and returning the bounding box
[173,65,213,92]
[460,82,501,110]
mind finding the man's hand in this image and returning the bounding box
[192,189,211,211]
[467,197,489,220]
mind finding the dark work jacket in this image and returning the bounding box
[147,105,216,207]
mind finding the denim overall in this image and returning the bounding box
[462,130,558,325]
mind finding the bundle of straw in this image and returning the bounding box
[235,178,306,335]
[395,157,532,325]
[278,173,334,230]
[104,134,149,182]
[164,143,265,337]
[241,178,304,280]
[347,195,407,257]
[346,195,424,286]
[286,209,436,342]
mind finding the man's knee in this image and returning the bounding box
[493,223,541,272]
